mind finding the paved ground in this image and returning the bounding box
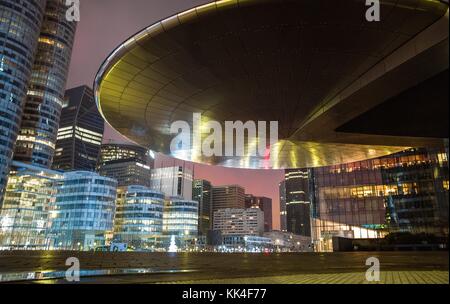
[0,251,448,284]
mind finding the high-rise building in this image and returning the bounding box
[211,185,245,214]
[151,166,193,199]
[245,194,273,232]
[163,196,198,237]
[279,181,287,232]
[284,169,312,237]
[14,0,77,168]
[213,208,264,236]
[48,171,117,250]
[97,143,153,187]
[307,148,449,252]
[52,86,104,171]
[192,179,212,235]
[0,161,62,250]
[113,185,164,250]
[0,0,47,202]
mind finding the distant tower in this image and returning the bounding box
[52,86,104,171]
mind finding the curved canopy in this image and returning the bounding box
[95,0,448,169]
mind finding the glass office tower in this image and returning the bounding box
[113,185,164,250]
[14,0,77,168]
[52,86,104,171]
[279,181,287,232]
[192,179,212,235]
[48,171,117,250]
[0,161,62,250]
[0,0,47,202]
[284,169,312,237]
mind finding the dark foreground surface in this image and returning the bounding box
[0,251,448,284]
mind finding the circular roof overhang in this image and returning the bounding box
[95,0,448,169]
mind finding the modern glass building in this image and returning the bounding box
[284,169,312,237]
[192,179,212,235]
[279,181,287,232]
[14,0,77,168]
[0,0,47,202]
[151,166,193,199]
[0,161,62,250]
[245,194,273,232]
[113,185,164,250]
[163,196,198,238]
[307,148,449,252]
[52,86,104,171]
[97,143,153,187]
[48,171,117,250]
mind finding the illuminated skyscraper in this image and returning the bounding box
[0,0,47,202]
[284,169,312,237]
[279,181,287,232]
[192,179,212,235]
[14,0,77,168]
[52,86,104,171]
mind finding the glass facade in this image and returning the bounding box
[52,86,104,171]
[0,0,46,202]
[308,148,449,252]
[279,180,287,232]
[113,185,164,250]
[151,166,193,199]
[97,143,153,187]
[163,196,198,237]
[48,171,117,250]
[284,169,312,237]
[0,161,61,249]
[192,179,212,235]
[14,0,77,168]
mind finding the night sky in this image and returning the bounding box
[66,0,284,230]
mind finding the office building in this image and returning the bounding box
[213,208,264,236]
[0,161,62,249]
[97,143,153,187]
[308,148,449,252]
[52,86,104,171]
[48,171,117,250]
[211,185,245,214]
[245,194,273,232]
[163,196,198,238]
[113,186,164,250]
[0,0,46,202]
[14,0,77,168]
[279,181,287,232]
[284,169,312,237]
[151,166,193,199]
[192,179,212,235]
